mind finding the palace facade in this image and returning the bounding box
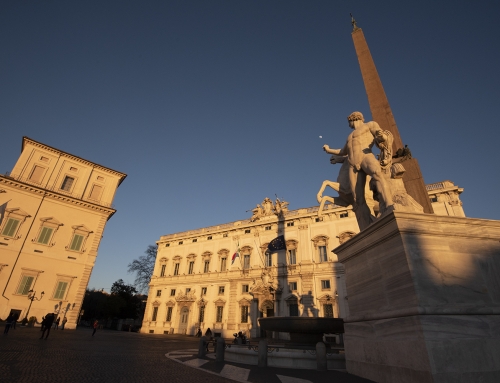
[0,137,126,329]
[141,181,464,338]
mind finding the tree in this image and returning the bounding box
[127,245,157,293]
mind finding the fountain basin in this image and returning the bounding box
[258,317,344,343]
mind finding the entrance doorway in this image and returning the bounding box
[178,307,189,334]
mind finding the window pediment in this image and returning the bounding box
[165,300,176,307]
[240,246,253,255]
[284,293,299,303]
[186,253,197,260]
[201,251,212,260]
[214,298,226,306]
[238,298,252,306]
[318,293,336,304]
[286,239,298,250]
[312,235,329,248]
[5,207,31,219]
[39,217,64,228]
[159,257,168,263]
[173,255,182,261]
[217,249,229,258]
[71,224,93,234]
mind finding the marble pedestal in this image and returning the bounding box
[334,212,500,383]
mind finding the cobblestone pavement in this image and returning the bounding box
[1,327,373,383]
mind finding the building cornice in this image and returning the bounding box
[0,175,116,218]
[22,137,127,186]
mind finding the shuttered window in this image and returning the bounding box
[37,227,53,244]
[1,218,20,237]
[54,281,68,299]
[69,234,84,251]
[16,276,34,295]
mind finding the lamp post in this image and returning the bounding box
[25,289,44,321]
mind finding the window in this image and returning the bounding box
[178,241,183,245]
[89,184,103,201]
[204,261,210,273]
[319,246,328,262]
[54,281,69,299]
[287,222,294,227]
[188,261,194,274]
[315,217,323,222]
[165,243,170,247]
[243,255,250,269]
[69,233,84,251]
[321,280,331,289]
[201,287,207,295]
[152,307,158,321]
[339,212,348,218]
[37,226,54,245]
[245,229,251,234]
[265,252,272,267]
[173,263,180,276]
[289,303,299,316]
[156,290,162,297]
[60,176,75,192]
[192,239,197,243]
[207,236,212,240]
[223,233,228,238]
[289,282,297,291]
[324,304,334,318]
[17,275,34,295]
[166,307,173,321]
[430,195,438,203]
[40,156,49,163]
[69,167,78,172]
[220,257,227,272]
[216,306,223,322]
[199,305,205,322]
[97,176,104,181]
[242,284,249,293]
[1,218,20,237]
[29,165,45,184]
[186,288,191,293]
[160,264,166,277]
[288,249,296,265]
[170,289,176,296]
[218,286,225,295]
[241,306,249,323]
[265,226,271,231]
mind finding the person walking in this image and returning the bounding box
[92,320,98,336]
[3,313,14,334]
[61,317,67,330]
[11,313,19,329]
[40,313,55,339]
[54,317,60,330]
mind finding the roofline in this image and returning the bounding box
[22,136,127,186]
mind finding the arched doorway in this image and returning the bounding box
[178,307,189,334]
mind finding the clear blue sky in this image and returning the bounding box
[1,1,499,291]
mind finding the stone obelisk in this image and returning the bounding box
[350,17,433,214]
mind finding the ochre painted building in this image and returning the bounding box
[0,137,126,329]
[141,183,463,338]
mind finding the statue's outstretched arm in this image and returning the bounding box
[323,144,347,156]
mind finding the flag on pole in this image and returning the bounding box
[231,242,240,265]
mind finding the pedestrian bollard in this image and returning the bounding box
[316,341,327,371]
[198,336,207,358]
[258,338,268,367]
[216,337,225,362]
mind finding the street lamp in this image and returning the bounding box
[25,289,44,321]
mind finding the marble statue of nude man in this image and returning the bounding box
[323,111,394,229]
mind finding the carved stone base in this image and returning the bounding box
[334,212,500,383]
